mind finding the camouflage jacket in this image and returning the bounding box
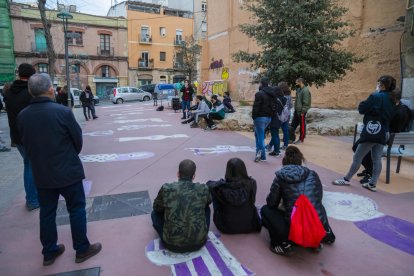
[153,180,212,250]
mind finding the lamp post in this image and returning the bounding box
[57,11,73,107]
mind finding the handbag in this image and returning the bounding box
[359,94,388,145]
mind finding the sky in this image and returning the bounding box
[13,0,114,16]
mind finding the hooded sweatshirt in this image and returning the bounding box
[252,86,276,119]
[4,80,33,145]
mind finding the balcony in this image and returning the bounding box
[97,46,114,57]
[139,34,152,44]
[31,42,47,53]
[173,62,184,69]
[138,60,153,69]
[174,39,185,46]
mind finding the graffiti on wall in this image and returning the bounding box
[202,81,228,96]
[209,59,224,70]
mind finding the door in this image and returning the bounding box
[120,87,130,101]
[130,88,141,101]
[35,29,47,51]
[96,83,117,100]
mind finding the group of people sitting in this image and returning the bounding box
[179,80,235,130]
[151,146,335,256]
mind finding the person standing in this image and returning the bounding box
[0,82,11,152]
[252,77,275,162]
[151,159,212,253]
[80,85,98,121]
[333,75,397,192]
[278,82,293,150]
[180,80,194,119]
[17,73,102,266]
[291,78,311,144]
[267,86,287,157]
[56,85,74,108]
[3,63,39,210]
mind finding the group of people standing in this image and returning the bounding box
[152,146,335,256]
[55,85,98,121]
[252,77,311,162]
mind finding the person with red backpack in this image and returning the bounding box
[261,146,335,256]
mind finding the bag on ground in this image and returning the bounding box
[288,194,326,248]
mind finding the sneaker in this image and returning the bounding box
[254,150,262,162]
[357,170,368,177]
[210,125,217,130]
[26,202,40,211]
[266,144,272,152]
[281,146,288,151]
[269,151,281,157]
[360,175,372,185]
[0,147,11,152]
[332,178,350,186]
[293,140,302,145]
[93,116,98,120]
[270,242,294,256]
[312,244,324,253]
[43,244,65,266]
[75,243,102,263]
[190,123,198,128]
[180,116,186,120]
[362,182,377,192]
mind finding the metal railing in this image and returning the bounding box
[174,39,185,46]
[97,46,114,56]
[139,34,152,44]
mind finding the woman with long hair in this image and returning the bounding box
[261,146,335,256]
[207,158,261,234]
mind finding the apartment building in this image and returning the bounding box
[108,1,193,86]
[10,2,128,99]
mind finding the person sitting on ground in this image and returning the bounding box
[223,92,235,113]
[151,159,212,253]
[206,158,261,234]
[261,146,335,256]
[182,95,211,127]
[203,95,225,130]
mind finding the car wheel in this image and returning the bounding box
[116,98,124,104]
[143,96,150,101]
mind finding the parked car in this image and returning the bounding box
[139,84,156,95]
[111,87,152,104]
[70,88,99,107]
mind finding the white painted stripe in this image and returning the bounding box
[154,239,160,251]
[200,247,221,275]
[185,259,198,275]
[171,265,178,276]
[208,31,229,41]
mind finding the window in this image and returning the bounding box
[139,52,149,67]
[160,76,166,84]
[100,34,110,54]
[141,26,150,42]
[160,52,166,61]
[71,64,80,74]
[130,88,139,93]
[175,30,183,43]
[201,1,207,12]
[34,29,47,52]
[101,65,110,78]
[160,27,166,37]
[38,63,48,73]
[67,31,83,46]
[201,21,207,32]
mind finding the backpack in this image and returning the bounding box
[288,194,326,248]
[277,98,290,123]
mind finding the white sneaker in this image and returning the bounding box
[332,178,350,186]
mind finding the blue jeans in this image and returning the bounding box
[181,100,191,118]
[269,127,281,153]
[281,121,289,147]
[37,181,90,257]
[16,145,39,207]
[254,117,271,160]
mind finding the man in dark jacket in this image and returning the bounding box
[291,78,311,144]
[17,73,101,266]
[252,77,275,162]
[3,63,39,210]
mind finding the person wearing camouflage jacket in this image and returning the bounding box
[151,160,212,253]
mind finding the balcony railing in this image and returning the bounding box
[174,39,185,46]
[97,46,114,56]
[31,42,47,53]
[138,60,153,69]
[139,34,152,44]
[173,62,184,69]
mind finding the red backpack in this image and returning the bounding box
[288,194,326,248]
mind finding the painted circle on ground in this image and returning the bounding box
[146,239,203,266]
[80,152,155,163]
[322,191,384,222]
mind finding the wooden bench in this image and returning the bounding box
[353,124,414,184]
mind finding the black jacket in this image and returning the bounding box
[266,165,330,229]
[80,90,93,106]
[3,80,33,145]
[56,92,74,107]
[180,86,194,101]
[252,86,275,119]
[17,97,85,189]
[269,95,287,129]
[207,178,261,234]
[358,91,396,132]
[390,103,412,133]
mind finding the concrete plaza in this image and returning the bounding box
[0,102,413,276]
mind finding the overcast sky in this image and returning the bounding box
[14,0,114,16]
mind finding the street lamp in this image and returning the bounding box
[57,11,73,107]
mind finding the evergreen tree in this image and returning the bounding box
[233,0,362,87]
[175,36,202,82]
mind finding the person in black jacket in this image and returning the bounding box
[252,77,275,162]
[3,63,39,210]
[80,85,97,121]
[261,146,335,256]
[56,85,74,108]
[17,73,101,266]
[267,86,287,157]
[206,158,261,234]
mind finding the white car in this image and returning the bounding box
[70,88,99,107]
[111,87,152,104]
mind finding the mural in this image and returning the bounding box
[202,81,228,97]
[209,59,224,70]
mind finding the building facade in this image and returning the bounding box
[109,1,193,86]
[0,0,16,83]
[203,0,406,108]
[10,3,128,99]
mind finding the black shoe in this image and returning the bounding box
[360,174,372,185]
[181,117,186,120]
[93,116,98,120]
[269,151,281,157]
[357,170,368,177]
[75,243,102,263]
[270,242,294,256]
[26,202,40,211]
[43,244,65,266]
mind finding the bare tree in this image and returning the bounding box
[38,0,56,81]
[174,36,201,82]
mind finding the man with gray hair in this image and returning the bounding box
[17,73,101,266]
